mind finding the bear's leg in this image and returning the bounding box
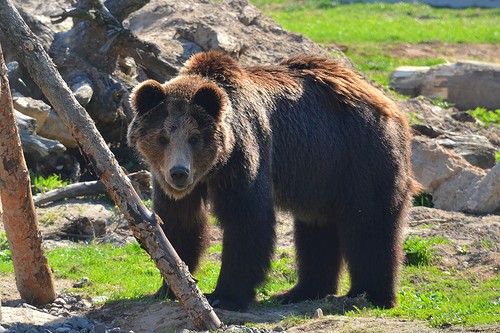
[275,219,342,304]
[342,210,403,308]
[152,180,209,299]
[208,183,276,311]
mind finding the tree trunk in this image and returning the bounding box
[0,44,56,305]
[0,1,221,330]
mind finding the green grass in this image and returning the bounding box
[468,107,500,127]
[365,267,500,328]
[250,1,500,86]
[0,232,12,264]
[32,173,69,194]
[403,235,448,266]
[1,236,498,327]
[251,1,500,44]
[48,242,160,300]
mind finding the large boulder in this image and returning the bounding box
[399,98,498,169]
[125,0,348,68]
[412,136,500,213]
[391,61,500,111]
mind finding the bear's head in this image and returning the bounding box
[128,77,234,199]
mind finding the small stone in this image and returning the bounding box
[55,327,72,333]
[90,296,109,304]
[78,300,93,308]
[93,323,107,333]
[22,303,39,310]
[314,307,324,318]
[54,297,68,305]
[72,316,93,330]
[238,5,260,25]
[74,277,91,288]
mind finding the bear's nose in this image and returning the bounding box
[170,166,190,187]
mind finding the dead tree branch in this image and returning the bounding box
[0,44,56,305]
[33,170,151,206]
[0,1,221,329]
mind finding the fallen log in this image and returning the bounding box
[16,111,65,158]
[33,170,151,206]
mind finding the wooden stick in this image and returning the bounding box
[33,171,151,206]
[0,1,221,329]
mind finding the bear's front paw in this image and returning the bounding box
[205,293,248,312]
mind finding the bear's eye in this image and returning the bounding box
[188,136,199,147]
[158,136,169,145]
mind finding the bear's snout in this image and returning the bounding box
[169,165,190,188]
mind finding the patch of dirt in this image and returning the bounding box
[408,207,500,280]
[2,202,500,332]
[390,42,500,64]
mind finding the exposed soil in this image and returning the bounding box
[389,42,500,64]
[1,202,499,332]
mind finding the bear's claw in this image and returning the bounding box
[205,293,248,312]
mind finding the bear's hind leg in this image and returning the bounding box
[276,219,342,304]
[342,210,404,308]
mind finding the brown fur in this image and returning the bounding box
[128,51,417,311]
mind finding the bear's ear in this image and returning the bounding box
[192,84,224,120]
[130,80,166,114]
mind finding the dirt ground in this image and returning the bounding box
[389,42,500,64]
[1,201,499,332]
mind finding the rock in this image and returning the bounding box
[73,276,92,288]
[71,80,94,108]
[411,136,500,213]
[0,307,65,326]
[466,162,500,213]
[391,61,500,110]
[238,5,261,26]
[37,110,77,148]
[177,23,247,56]
[90,296,109,304]
[13,95,51,127]
[53,297,67,306]
[435,133,497,169]
[93,322,107,333]
[127,0,347,68]
[314,308,324,318]
[450,109,477,123]
[411,136,485,211]
[399,98,498,169]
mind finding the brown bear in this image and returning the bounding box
[127,51,418,311]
